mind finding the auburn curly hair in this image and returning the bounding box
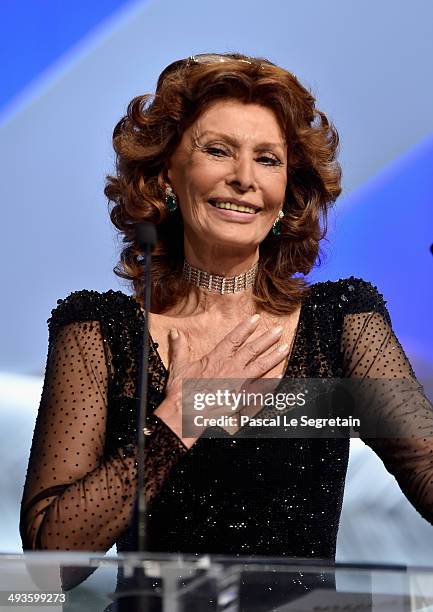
[104,52,342,315]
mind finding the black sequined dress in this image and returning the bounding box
[20,277,433,600]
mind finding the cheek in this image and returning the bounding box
[264,177,286,207]
[185,164,223,198]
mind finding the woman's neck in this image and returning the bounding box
[166,286,258,320]
[183,239,259,278]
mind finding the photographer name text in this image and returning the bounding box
[193,415,360,429]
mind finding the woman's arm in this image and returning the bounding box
[341,299,433,526]
[20,320,188,557]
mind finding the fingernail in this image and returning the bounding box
[278,343,289,353]
[170,328,179,339]
[250,314,260,323]
[271,325,283,335]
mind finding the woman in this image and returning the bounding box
[20,53,433,601]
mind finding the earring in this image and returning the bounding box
[164,185,178,212]
[272,210,285,236]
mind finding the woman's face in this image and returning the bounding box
[163,99,288,258]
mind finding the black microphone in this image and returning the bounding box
[136,223,157,254]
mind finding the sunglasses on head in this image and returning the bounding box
[156,53,276,91]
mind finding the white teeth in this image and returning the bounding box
[212,202,256,214]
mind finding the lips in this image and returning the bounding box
[207,203,260,224]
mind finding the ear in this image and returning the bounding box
[157,166,172,191]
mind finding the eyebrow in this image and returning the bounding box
[198,130,286,153]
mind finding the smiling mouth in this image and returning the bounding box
[208,200,260,214]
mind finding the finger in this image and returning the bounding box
[246,343,291,378]
[237,326,284,365]
[168,328,189,365]
[212,314,262,357]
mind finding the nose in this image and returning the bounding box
[226,154,257,192]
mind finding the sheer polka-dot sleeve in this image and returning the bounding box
[341,282,433,525]
[20,319,187,558]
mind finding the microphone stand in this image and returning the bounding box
[135,222,157,554]
[116,222,159,611]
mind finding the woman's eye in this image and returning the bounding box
[258,156,281,166]
[206,148,281,166]
[206,147,227,156]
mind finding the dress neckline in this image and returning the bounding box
[144,300,307,377]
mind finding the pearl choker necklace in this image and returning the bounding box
[182,260,259,294]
